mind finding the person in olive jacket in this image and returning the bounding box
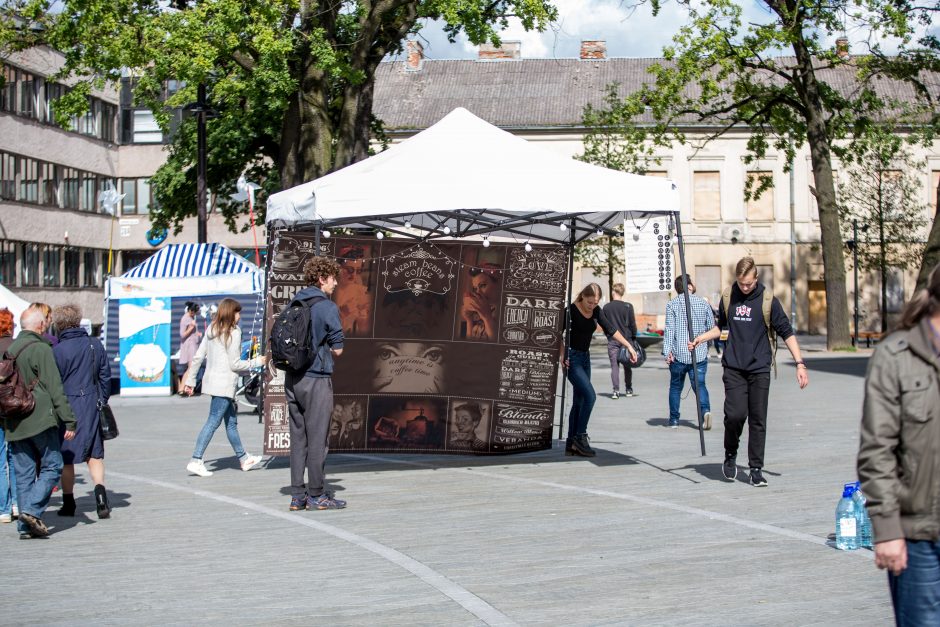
[858,262,940,627]
[5,304,76,539]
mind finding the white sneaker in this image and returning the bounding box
[10,505,17,518]
[703,412,712,431]
[186,459,213,477]
[240,454,262,472]
[0,513,11,523]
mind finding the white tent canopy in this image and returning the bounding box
[0,282,29,336]
[266,107,680,244]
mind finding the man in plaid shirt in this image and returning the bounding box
[662,274,715,429]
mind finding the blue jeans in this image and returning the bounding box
[10,427,63,533]
[889,538,940,626]
[566,349,596,439]
[668,360,710,423]
[0,426,17,515]
[192,396,247,461]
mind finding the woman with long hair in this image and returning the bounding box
[561,283,636,457]
[51,304,112,518]
[858,263,940,626]
[183,298,267,477]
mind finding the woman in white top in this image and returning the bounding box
[183,298,267,477]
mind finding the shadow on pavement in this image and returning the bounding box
[44,490,132,535]
[792,356,870,378]
[667,462,782,485]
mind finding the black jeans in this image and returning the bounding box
[285,374,333,500]
[722,367,771,469]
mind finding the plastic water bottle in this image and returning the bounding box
[851,481,873,549]
[835,485,859,550]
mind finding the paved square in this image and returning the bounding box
[0,345,889,625]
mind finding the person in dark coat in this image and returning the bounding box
[52,304,112,519]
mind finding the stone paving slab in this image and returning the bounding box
[0,347,890,626]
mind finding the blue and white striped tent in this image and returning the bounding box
[123,243,260,281]
[104,244,265,389]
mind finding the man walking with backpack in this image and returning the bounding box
[688,257,808,487]
[280,256,346,511]
[3,304,76,537]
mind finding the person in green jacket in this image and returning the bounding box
[5,304,76,539]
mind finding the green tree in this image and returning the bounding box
[0,0,556,233]
[574,1,938,349]
[839,130,928,332]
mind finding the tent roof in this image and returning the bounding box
[122,243,259,279]
[266,107,679,244]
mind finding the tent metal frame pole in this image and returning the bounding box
[558,218,576,442]
[673,212,707,456]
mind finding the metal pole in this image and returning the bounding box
[853,219,859,347]
[196,82,208,244]
[673,212,706,456]
[789,138,797,330]
[557,218,576,442]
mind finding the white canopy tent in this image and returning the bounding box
[266,107,711,454]
[266,107,680,244]
[0,282,29,336]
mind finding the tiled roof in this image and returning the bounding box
[373,57,940,131]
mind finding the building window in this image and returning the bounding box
[0,65,16,112]
[693,171,721,221]
[0,241,15,286]
[22,243,39,286]
[101,102,116,143]
[18,70,37,118]
[18,156,39,204]
[930,170,939,218]
[0,152,15,201]
[122,250,152,272]
[121,178,137,214]
[64,247,80,287]
[83,250,100,287]
[132,110,163,143]
[40,161,55,205]
[61,166,80,210]
[746,171,774,221]
[43,245,61,287]
[81,173,99,212]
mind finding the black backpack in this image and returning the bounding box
[270,295,325,372]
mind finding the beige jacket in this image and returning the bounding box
[858,318,940,543]
[184,326,262,399]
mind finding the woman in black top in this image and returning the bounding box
[561,283,636,457]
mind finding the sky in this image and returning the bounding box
[404,0,935,61]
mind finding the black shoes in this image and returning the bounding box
[722,455,737,481]
[57,494,76,517]
[750,468,768,487]
[94,484,111,519]
[566,434,597,457]
[624,388,635,397]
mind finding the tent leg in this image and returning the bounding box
[558,220,576,443]
[674,213,706,457]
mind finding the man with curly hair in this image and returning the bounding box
[286,256,346,511]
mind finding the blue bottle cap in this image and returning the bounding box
[842,486,856,498]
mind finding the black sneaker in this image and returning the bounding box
[570,434,597,457]
[722,455,737,481]
[750,468,768,487]
[624,388,635,397]
[611,391,620,400]
[308,492,347,510]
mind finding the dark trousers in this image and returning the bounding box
[722,367,771,469]
[566,349,595,439]
[285,374,333,500]
[606,340,633,391]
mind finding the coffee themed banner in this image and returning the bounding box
[262,234,569,456]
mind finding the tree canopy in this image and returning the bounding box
[575,0,939,349]
[0,0,557,234]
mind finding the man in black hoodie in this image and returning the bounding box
[689,257,809,487]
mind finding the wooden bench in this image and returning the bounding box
[855,331,884,348]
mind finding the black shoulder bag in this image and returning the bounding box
[90,340,118,440]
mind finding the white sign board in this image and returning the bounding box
[624,218,673,293]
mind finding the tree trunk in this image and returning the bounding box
[791,37,852,349]
[916,180,940,289]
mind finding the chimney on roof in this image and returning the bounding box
[406,40,424,71]
[478,41,521,60]
[835,36,850,59]
[580,40,606,60]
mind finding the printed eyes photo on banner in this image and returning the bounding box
[373,342,446,394]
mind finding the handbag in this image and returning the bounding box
[89,339,119,440]
[618,340,647,367]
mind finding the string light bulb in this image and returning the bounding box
[632,228,640,242]
[559,223,567,231]
[404,220,412,229]
[443,226,451,235]
[322,230,331,238]
[524,242,532,252]
[596,229,604,237]
[376,231,384,240]
[482,237,490,248]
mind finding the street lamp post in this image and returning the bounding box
[184,83,213,243]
